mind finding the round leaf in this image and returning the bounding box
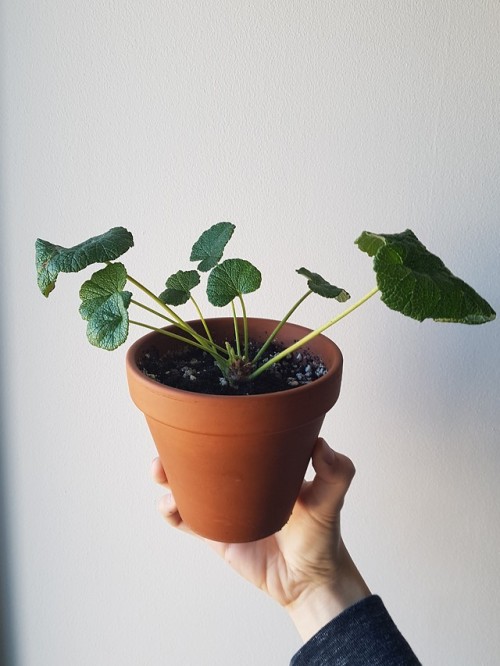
[206,259,262,307]
[159,270,200,306]
[78,263,131,350]
[79,263,129,320]
[84,292,130,350]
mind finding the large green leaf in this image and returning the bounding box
[206,259,262,307]
[159,270,200,306]
[36,227,134,297]
[356,229,496,324]
[296,267,350,302]
[190,222,235,272]
[79,263,132,350]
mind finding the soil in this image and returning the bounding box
[138,340,328,396]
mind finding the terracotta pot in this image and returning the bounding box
[126,318,343,543]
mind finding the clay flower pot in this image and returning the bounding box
[126,318,343,543]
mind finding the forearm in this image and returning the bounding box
[290,595,421,666]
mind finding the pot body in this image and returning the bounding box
[126,318,343,542]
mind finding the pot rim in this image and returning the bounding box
[126,317,343,402]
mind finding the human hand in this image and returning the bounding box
[152,438,370,641]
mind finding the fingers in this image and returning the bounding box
[157,490,185,529]
[300,439,356,520]
[313,439,356,488]
[151,457,185,530]
[151,456,169,488]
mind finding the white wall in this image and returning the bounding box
[1,2,499,664]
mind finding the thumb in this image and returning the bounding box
[301,439,356,520]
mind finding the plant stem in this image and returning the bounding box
[248,286,380,381]
[190,294,214,344]
[252,290,312,364]
[132,297,226,355]
[131,299,177,325]
[238,294,249,358]
[127,273,185,325]
[129,320,227,365]
[126,272,213,350]
[231,300,241,357]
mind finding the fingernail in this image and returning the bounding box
[159,492,174,513]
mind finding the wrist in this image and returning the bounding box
[285,562,371,642]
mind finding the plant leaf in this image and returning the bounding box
[79,263,132,350]
[36,227,134,297]
[206,259,262,307]
[190,222,235,272]
[355,229,496,324]
[296,267,350,302]
[79,262,129,318]
[84,293,131,350]
[159,270,200,306]
[354,232,385,257]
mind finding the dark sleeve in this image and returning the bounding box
[290,595,421,666]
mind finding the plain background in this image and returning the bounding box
[1,2,499,664]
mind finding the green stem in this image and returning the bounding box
[127,273,180,321]
[126,272,213,349]
[131,299,177,325]
[231,300,241,357]
[132,297,226,355]
[190,295,214,344]
[129,321,227,366]
[238,294,249,358]
[252,290,312,364]
[248,286,380,381]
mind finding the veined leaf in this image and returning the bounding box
[207,259,262,307]
[79,262,129,318]
[36,227,134,297]
[355,229,496,324]
[159,270,200,306]
[84,293,131,350]
[296,267,350,302]
[190,222,235,272]
[79,263,132,350]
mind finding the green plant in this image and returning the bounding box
[36,222,495,386]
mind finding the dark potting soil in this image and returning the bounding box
[138,340,328,396]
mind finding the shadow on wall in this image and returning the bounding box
[0,409,15,666]
[0,182,17,664]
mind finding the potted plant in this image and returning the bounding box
[36,223,495,542]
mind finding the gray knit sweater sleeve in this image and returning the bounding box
[290,595,421,665]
